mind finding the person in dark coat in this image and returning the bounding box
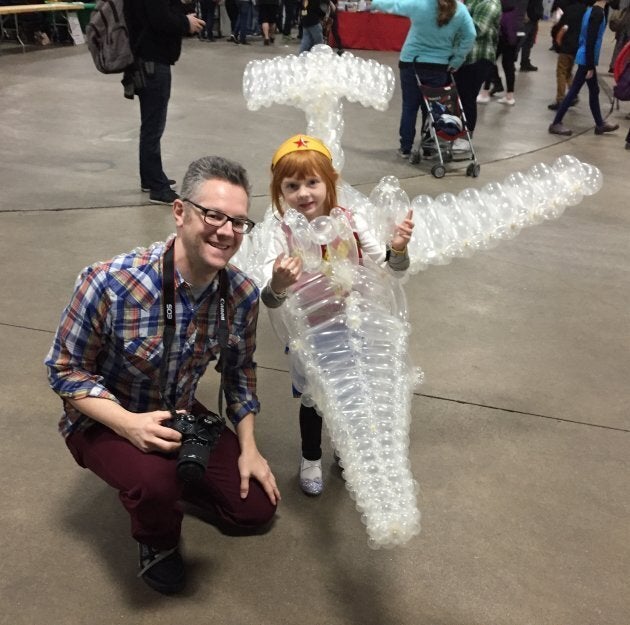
[548,0,589,109]
[126,0,204,204]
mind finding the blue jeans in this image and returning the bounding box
[552,64,603,127]
[300,23,323,53]
[399,65,448,153]
[237,0,252,42]
[137,62,172,192]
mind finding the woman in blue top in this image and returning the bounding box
[370,0,476,158]
[548,0,620,135]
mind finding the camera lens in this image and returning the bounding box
[176,460,205,483]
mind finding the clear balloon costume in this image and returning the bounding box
[235,45,604,548]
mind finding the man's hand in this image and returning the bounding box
[238,446,281,505]
[187,15,205,34]
[69,397,183,454]
[586,69,594,79]
[270,252,303,293]
[121,410,182,453]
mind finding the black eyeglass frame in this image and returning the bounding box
[182,198,256,234]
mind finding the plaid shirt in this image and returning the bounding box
[45,235,260,437]
[464,0,502,64]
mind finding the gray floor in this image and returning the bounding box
[1,22,629,625]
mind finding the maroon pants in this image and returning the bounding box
[66,408,276,550]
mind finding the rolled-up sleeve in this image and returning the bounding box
[221,282,261,426]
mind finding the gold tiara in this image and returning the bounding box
[271,134,333,169]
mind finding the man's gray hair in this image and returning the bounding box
[181,156,251,206]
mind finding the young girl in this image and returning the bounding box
[261,134,414,496]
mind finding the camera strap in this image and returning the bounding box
[159,240,229,415]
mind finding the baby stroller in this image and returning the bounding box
[410,69,480,179]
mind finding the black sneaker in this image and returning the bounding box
[149,188,179,205]
[138,543,185,594]
[141,179,176,193]
[520,63,538,72]
[547,102,560,111]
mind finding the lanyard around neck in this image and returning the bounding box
[159,241,229,410]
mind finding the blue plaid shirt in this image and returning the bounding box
[45,235,260,437]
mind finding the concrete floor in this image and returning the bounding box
[1,22,629,625]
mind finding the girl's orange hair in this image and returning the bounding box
[270,149,339,216]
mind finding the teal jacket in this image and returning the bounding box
[370,0,476,67]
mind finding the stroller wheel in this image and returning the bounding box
[466,163,481,178]
[410,151,421,165]
[431,164,446,179]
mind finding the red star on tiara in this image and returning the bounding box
[293,137,309,149]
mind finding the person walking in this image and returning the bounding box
[549,0,620,135]
[477,0,527,106]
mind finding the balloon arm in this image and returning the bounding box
[233,157,602,285]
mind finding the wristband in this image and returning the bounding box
[389,245,408,256]
[269,284,287,299]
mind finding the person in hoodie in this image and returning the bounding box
[370,0,476,159]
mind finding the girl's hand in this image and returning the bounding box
[270,253,303,293]
[391,209,414,252]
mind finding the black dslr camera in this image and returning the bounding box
[165,411,225,482]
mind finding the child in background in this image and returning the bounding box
[548,0,589,110]
[261,135,414,495]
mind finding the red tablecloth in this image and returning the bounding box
[332,11,410,52]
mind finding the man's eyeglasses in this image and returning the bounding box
[182,198,256,234]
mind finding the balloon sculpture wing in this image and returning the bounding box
[340,156,603,274]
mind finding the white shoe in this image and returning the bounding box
[452,138,470,152]
[497,96,515,106]
[299,457,323,496]
[476,92,490,104]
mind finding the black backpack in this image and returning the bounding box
[86,0,135,74]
